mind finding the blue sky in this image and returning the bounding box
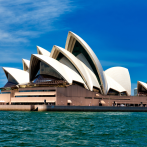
[0,0,147,95]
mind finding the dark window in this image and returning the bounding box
[8,74,18,84]
[4,82,17,88]
[120,92,127,96]
[94,97,102,99]
[32,74,61,84]
[85,97,92,99]
[40,62,63,79]
[93,87,100,93]
[107,89,119,96]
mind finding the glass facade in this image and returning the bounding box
[8,74,18,84]
[40,61,63,79]
[33,74,61,84]
[107,89,119,95]
[120,92,127,96]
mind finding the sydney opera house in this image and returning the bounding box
[0,31,146,106]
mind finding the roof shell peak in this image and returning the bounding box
[37,46,50,56]
[65,31,107,94]
[22,59,30,71]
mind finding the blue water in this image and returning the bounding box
[0,111,147,146]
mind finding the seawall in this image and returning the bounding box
[1,105,147,112]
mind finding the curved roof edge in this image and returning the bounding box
[50,45,100,91]
[105,66,131,95]
[37,46,50,56]
[65,31,107,94]
[22,59,30,71]
[2,67,29,84]
[137,81,147,91]
[105,74,128,95]
[29,54,87,89]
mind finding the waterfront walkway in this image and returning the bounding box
[1,105,147,112]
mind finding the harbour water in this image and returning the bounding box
[0,111,147,146]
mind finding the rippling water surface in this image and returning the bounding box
[0,111,147,146]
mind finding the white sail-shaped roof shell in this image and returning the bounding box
[76,53,94,72]
[2,67,29,84]
[138,81,147,89]
[29,54,87,88]
[22,59,30,72]
[50,45,100,91]
[105,74,126,94]
[65,31,107,94]
[137,81,147,93]
[37,46,50,56]
[105,67,131,95]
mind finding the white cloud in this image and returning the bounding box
[0,0,74,43]
[0,30,28,43]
